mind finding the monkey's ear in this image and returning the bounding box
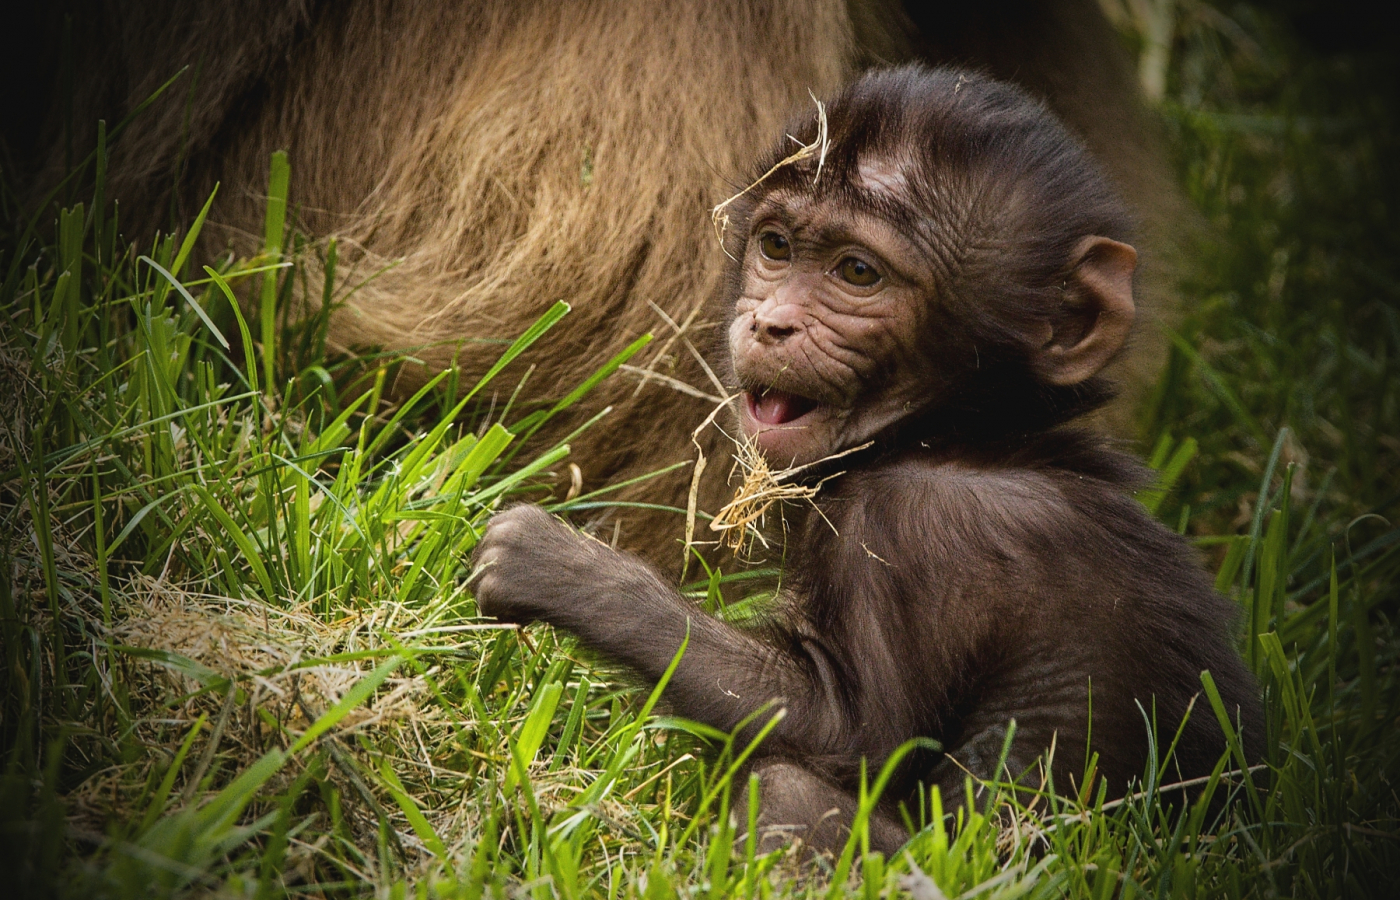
[1039,236,1137,386]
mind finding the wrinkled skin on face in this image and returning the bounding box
[728,185,939,467]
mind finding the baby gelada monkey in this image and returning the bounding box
[471,65,1264,855]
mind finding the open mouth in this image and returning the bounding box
[744,389,821,427]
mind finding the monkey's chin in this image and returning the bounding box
[740,390,826,467]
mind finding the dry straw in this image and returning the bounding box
[682,385,872,572]
[709,93,829,256]
[709,435,872,552]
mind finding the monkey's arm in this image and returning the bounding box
[470,505,857,754]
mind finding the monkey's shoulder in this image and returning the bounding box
[828,447,1142,539]
[815,439,1202,590]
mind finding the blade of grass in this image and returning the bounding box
[190,485,277,603]
[141,255,229,350]
[260,151,290,393]
[379,760,449,861]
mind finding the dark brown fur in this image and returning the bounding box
[11,1,1187,566]
[471,66,1261,856]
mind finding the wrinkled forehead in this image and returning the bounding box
[758,149,930,235]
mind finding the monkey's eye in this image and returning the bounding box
[838,257,880,287]
[758,232,791,261]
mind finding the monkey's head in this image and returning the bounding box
[721,66,1137,467]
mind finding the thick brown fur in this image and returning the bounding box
[17,1,1186,564]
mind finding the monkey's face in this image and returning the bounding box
[727,191,936,467]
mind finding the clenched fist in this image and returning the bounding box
[470,504,622,624]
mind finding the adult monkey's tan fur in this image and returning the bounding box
[31,0,1185,564]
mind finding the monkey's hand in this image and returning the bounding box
[470,504,619,625]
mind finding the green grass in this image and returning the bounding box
[2,3,1397,897]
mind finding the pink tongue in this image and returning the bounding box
[751,391,813,425]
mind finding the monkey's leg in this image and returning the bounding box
[926,720,1058,820]
[736,761,909,858]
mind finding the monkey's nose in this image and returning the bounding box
[752,312,800,343]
